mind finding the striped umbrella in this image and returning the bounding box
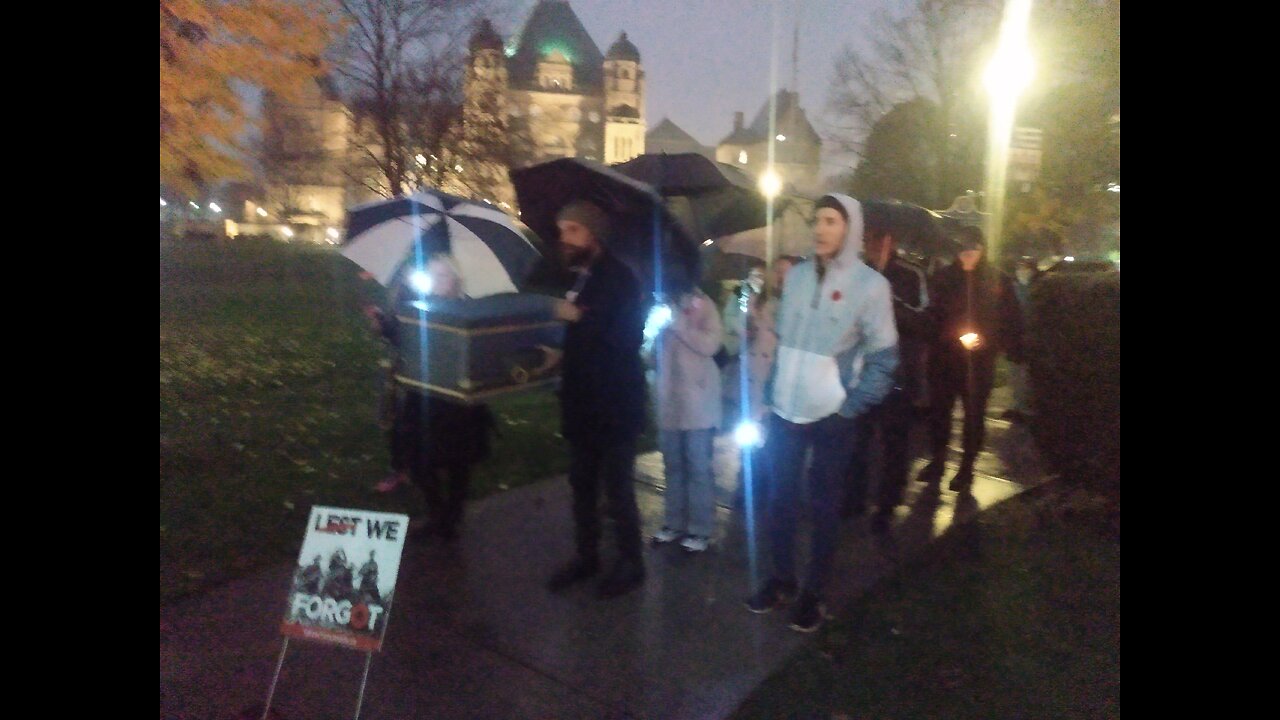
[341,189,541,297]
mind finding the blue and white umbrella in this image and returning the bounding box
[341,189,541,298]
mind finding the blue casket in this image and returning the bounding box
[392,293,565,404]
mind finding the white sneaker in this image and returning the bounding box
[680,535,710,553]
[652,527,681,544]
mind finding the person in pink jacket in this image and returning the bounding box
[651,276,724,554]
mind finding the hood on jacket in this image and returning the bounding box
[817,193,864,266]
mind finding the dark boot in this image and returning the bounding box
[917,459,945,485]
[596,556,645,600]
[949,457,976,492]
[547,554,600,593]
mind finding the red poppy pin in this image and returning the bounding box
[832,290,843,301]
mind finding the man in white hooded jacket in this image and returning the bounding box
[746,193,899,633]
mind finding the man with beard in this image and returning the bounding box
[545,200,649,600]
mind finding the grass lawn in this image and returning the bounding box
[160,237,614,603]
[731,485,1120,720]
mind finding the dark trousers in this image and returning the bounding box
[845,387,913,517]
[568,437,643,563]
[766,412,858,598]
[399,393,476,533]
[927,352,997,466]
[411,462,469,532]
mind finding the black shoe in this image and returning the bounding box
[745,578,799,614]
[546,556,600,593]
[597,558,645,599]
[949,466,975,492]
[917,461,945,485]
[788,592,829,633]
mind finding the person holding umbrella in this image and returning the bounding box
[545,200,650,600]
[842,204,933,534]
[369,255,496,543]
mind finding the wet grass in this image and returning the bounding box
[160,237,606,603]
[732,485,1120,720]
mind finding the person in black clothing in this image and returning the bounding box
[368,255,495,542]
[917,226,1024,492]
[843,207,933,533]
[544,200,649,600]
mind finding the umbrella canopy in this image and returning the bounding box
[510,157,700,293]
[341,189,541,297]
[614,153,771,240]
[862,199,959,261]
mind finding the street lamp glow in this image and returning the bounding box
[326,227,340,240]
[415,154,427,166]
[984,43,1034,98]
[734,420,763,448]
[409,270,434,294]
[702,239,714,246]
[1064,256,1075,262]
[189,202,200,209]
[982,0,1034,261]
[256,207,269,217]
[280,227,294,238]
[160,198,167,207]
[209,202,222,213]
[775,134,786,142]
[959,332,981,350]
[758,170,782,199]
[454,164,464,173]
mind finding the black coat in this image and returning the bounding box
[881,255,933,400]
[559,251,647,442]
[927,261,1024,365]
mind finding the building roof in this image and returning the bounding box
[506,1,605,92]
[647,118,700,144]
[719,89,821,148]
[606,31,640,62]
[470,18,504,53]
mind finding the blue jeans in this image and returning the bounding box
[659,428,717,537]
[766,412,859,597]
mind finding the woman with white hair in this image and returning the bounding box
[372,254,495,542]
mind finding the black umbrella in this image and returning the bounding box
[510,157,700,294]
[614,153,771,240]
[862,199,959,262]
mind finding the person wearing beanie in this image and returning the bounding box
[545,199,649,600]
[842,202,932,535]
[917,225,1024,492]
[746,193,899,633]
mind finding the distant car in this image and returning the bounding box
[1044,257,1117,274]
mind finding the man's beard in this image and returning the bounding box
[562,245,593,267]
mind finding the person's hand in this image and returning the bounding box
[535,345,564,372]
[554,299,584,323]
